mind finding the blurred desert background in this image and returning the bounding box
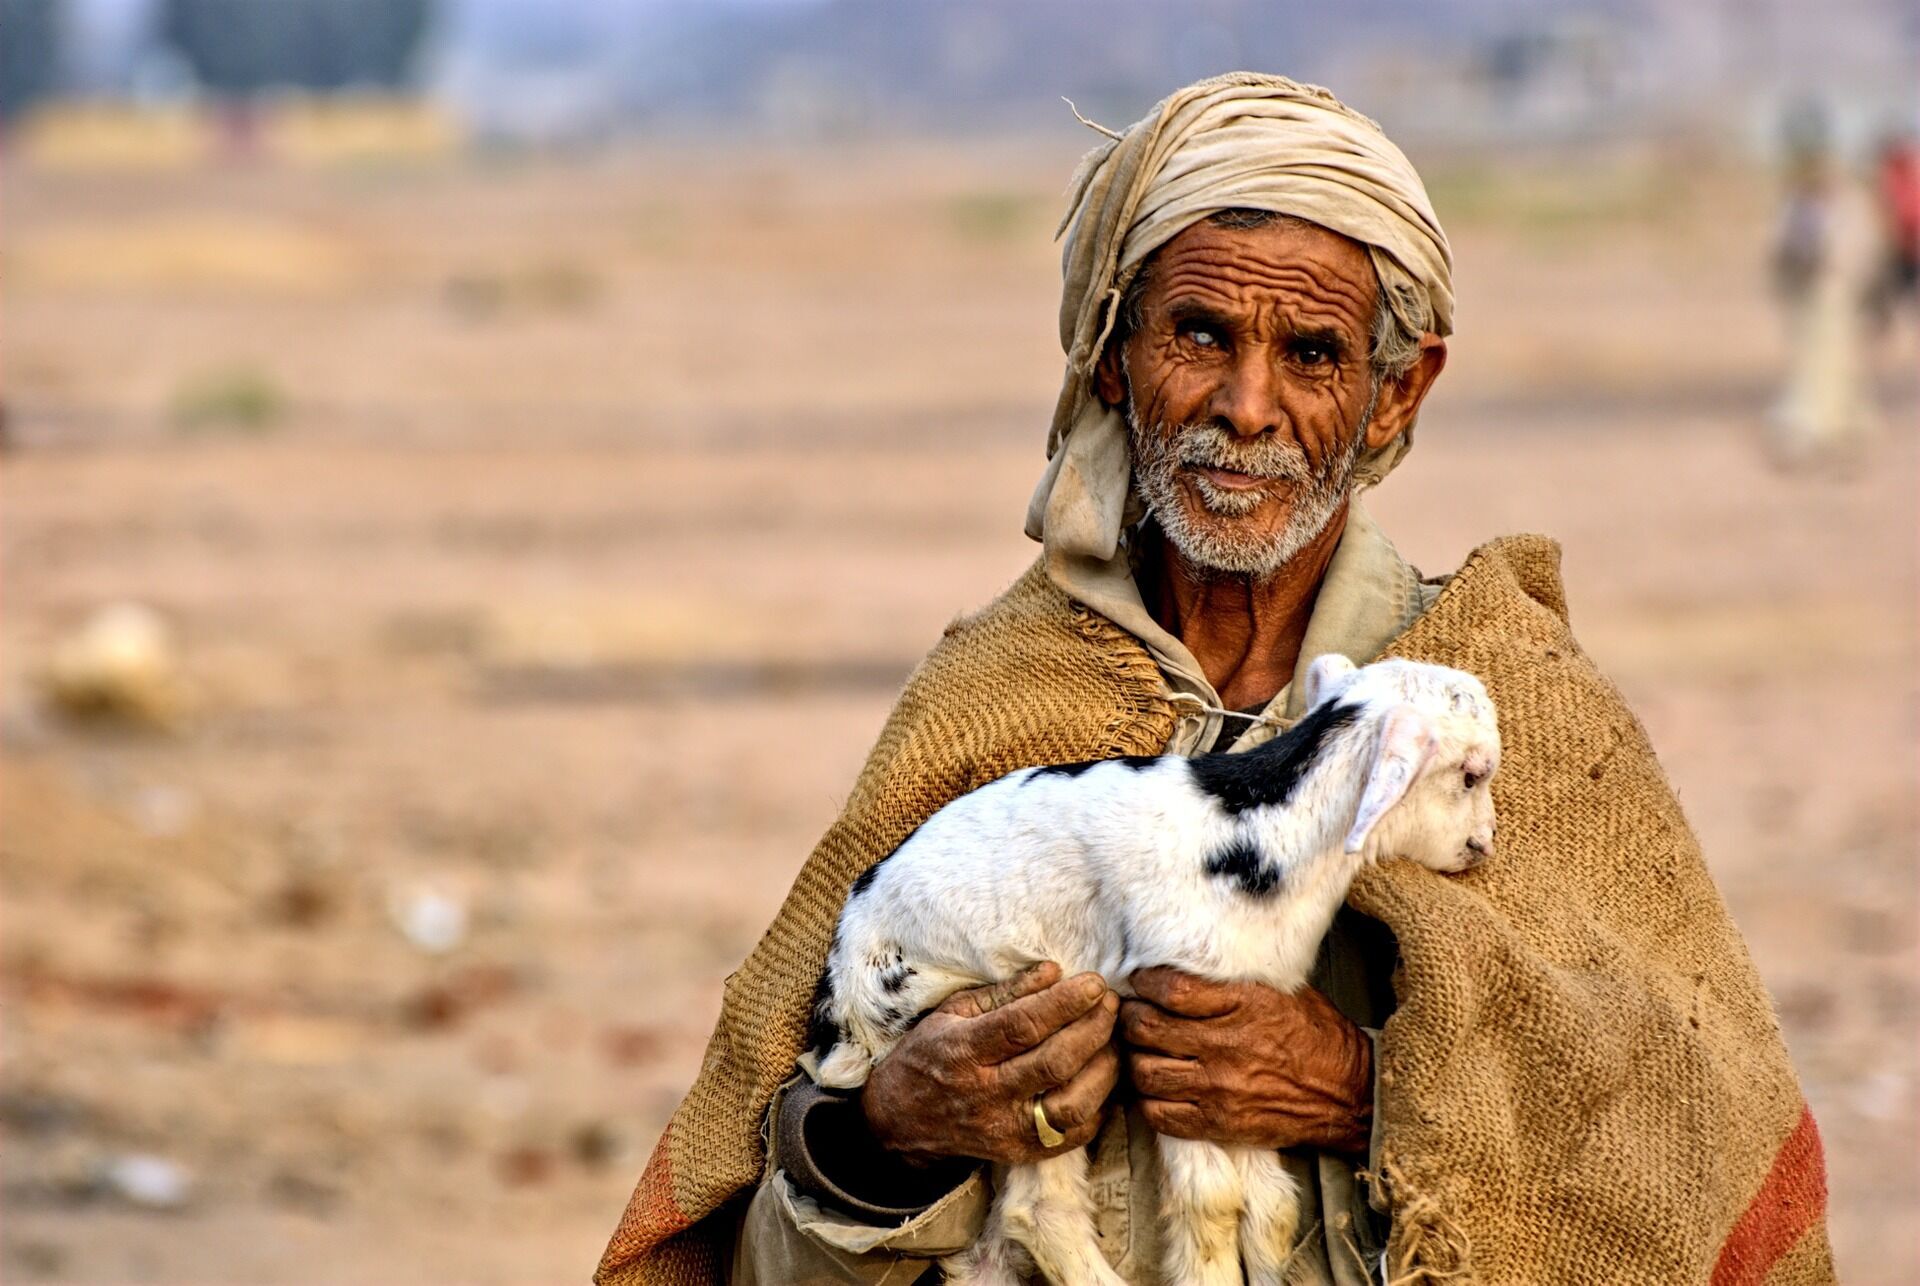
[2,2,1917,1283]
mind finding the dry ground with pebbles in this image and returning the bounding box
[1,139,1914,1283]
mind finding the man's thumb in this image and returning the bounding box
[942,961,1061,1018]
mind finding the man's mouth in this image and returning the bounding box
[1189,464,1274,491]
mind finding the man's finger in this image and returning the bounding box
[965,972,1109,1065]
[1127,1051,1207,1103]
[1137,1097,1210,1141]
[1129,966,1240,1018]
[995,991,1119,1094]
[1119,998,1207,1057]
[1036,1043,1120,1137]
[940,962,1061,1021]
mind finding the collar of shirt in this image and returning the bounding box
[1044,496,1433,756]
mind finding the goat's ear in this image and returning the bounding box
[1303,654,1357,710]
[1345,704,1437,854]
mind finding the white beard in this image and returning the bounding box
[1127,396,1372,579]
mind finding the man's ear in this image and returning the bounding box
[1363,333,1447,452]
[1093,336,1128,409]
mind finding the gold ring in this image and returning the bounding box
[1032,1097,1067,1149]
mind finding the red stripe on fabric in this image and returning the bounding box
[598,1129,691,1277]
[634,1129,692,1236]
[1710,1104,1828,1286]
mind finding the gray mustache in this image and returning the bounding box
[1172,426,1312,482]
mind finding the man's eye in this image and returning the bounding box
[1181,325,1221,349]
[1292,342,1334,366]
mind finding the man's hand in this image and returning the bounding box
[861,962,1120,1167]
[1121,966,1372,1153]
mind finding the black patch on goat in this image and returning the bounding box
[848,819,927,899]
[805,956,842,1054]
[1028,754,1158,783]
[1188,700,1363,815]
[879,1001,929,1034]
[1205,837,1284,897]
[849,863,882,898]
[876,952,913,995]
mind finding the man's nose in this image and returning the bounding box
[1211,352,1284,439]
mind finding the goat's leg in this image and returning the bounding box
[940,1215,1028,1286]
[947,1154,1122,1286]
[1233,1145,1302,1286]
[1156,1135,1245,1286]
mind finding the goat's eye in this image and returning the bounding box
[1463,770,1482,791]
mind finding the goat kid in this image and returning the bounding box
[812,654,1501,1286]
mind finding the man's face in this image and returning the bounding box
[1097,217,1385,579]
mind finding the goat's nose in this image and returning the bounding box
[1466,836,1491,861]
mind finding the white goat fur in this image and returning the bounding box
[813,655,1500,1286]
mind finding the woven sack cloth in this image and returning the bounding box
[595,536,1833,1285]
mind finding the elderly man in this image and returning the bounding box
[598,75,1833,1286]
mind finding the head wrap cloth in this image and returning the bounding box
[1026,72,1454,562]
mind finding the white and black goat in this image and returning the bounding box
[811,654,1501,1286]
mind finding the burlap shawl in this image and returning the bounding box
[596,536,1833,1285]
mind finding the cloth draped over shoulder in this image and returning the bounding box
[594,537,1834,1285]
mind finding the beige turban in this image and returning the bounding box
[1025,72,1453,564]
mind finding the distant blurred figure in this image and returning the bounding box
[1767,103,1879,467]
[1866,127,1920,336]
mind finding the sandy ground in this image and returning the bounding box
[2,140,1915,1283]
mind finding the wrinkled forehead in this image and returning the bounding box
[1127,214,1380,328]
